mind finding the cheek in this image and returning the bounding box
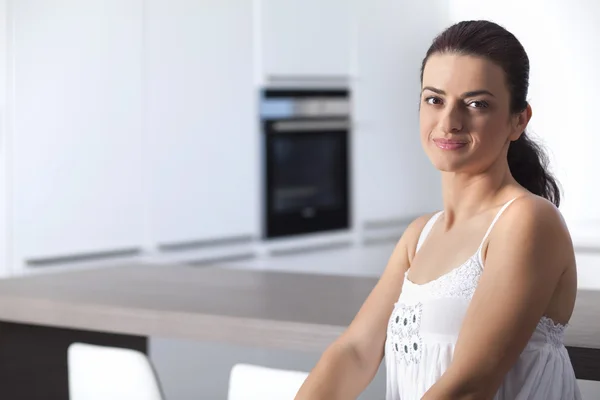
[471,117,511,152]
[418,110,434,140]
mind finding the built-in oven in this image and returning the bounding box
[261,88,351,238]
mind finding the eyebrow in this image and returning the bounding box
[421,86,495,98]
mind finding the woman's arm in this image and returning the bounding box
[422,196,574,400]
[295,214,433,400]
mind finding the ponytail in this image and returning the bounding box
[507,131,561,207]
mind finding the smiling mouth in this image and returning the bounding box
[432,138,469,150]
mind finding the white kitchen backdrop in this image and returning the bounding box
[0,0,597,278]
[0,0,446,277]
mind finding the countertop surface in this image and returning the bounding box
[0,264,598,352]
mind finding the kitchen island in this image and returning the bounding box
[0,264,598,399]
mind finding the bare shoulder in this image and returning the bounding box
[488,194,574,268]
[498,194,570,237]
[404,212,438,237]
[399,212,438,262]
[380,212,437,277]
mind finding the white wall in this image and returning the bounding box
[0,0,8,277]
[449,0,600,239]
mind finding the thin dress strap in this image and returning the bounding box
[476,197,519,256]
[415,211,443,253]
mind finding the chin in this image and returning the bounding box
[423,143,467,171]
[430,157,470,173]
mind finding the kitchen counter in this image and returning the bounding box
[0,263,599,399]
[0,264,373,352]
[0,263,598,350]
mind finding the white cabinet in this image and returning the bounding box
[10,0,145,269]
[0,0,9,277]
[259,0,353,79]
[144,0,259,248]
[352,0,447,227]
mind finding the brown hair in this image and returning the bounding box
[420,20,561,207]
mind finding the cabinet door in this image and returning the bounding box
[0,0,9,277]
[353,0,447,226]
[260,0,352,79]
[144,0,259,248]
[10,0,144,268]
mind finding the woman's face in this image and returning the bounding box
[419,53,528,174]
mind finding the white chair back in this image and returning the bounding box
[227,363,308,400]
[68,342,164,400]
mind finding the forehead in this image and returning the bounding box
[422,53,507,96]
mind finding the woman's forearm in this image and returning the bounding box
[421,369,495,400]
[295,341,377,400]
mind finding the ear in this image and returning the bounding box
[510,103,532,141]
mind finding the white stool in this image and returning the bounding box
[68,342,164,400]
[227,363,309,400]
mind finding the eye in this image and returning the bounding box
[467,100,489,109]
[425,96,442,106]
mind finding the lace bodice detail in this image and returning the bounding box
[537,316,567,347]
[401,255,567,347]
[402,255,483,300]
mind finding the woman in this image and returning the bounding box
[295,20,581,400]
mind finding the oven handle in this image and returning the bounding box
[272,120,350,133]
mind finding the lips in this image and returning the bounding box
[433,138,468,150]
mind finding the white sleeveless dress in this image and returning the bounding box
[385,199,582,399]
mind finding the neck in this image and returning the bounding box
[440,159,516,228]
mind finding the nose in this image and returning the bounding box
[438,103,463,133]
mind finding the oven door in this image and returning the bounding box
[264,119,350,238]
